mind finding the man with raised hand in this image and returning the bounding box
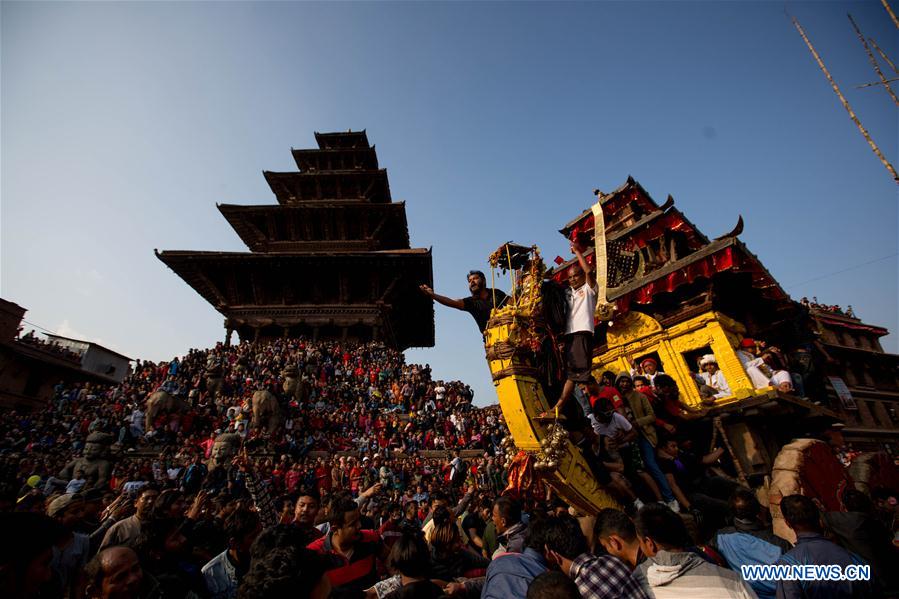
[419,270,508,334]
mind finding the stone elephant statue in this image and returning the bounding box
[252,389,282,434]
[145,390,189,433]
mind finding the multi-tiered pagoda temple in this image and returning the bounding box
[157,131,434,350]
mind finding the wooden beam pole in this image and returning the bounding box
[791,15,899,183]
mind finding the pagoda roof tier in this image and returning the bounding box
[224,304,401,344]
[315,130,370,149]
[560,176,660,238]
[292,147,379,172]
[812,310,889,337]
[263,170,391,204]
[155,249,434,349]
[577,202,711,252]
[550,237,788,311]
[217,202,410,252]
[607,237,788,306]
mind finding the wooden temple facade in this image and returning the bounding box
[551,177,899,473]
[810,309,899,449]
[157,131,435,350]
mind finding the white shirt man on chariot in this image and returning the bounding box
[565,282,597,335]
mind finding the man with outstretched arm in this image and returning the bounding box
[419,270,508,334]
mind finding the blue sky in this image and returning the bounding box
[2,1,896,406]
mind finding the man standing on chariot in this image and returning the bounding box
[546,243,599,417]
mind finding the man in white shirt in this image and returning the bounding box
[448,450,464,483]
[735,338,771,389]
[588,399,647,511]
[455,414,467,435]
[589,408,633,440]
[699,354,731,399]
[129,406,144,438]
[65,470,87,494]
[763,353,794,393]
[549,244,597,416]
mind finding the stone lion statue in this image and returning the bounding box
[282,366,299,395]
[145,390,189,433]
[205,364,224,400]
[251,389,282,434]
[281,366,310,403]
[59,432,114,490]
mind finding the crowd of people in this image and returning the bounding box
[799,297,856,319]
[16,330,82,362]
[0,330,897,598]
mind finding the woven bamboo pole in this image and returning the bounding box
[869,37,899,74]
[881,0,899,29]
[791,15,899,183]
[848,14,899,106]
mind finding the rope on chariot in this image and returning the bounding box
[491,365,541,381]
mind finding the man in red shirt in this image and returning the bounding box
[315,458,331,493]
[348,458,364,495]
[377,503,405,550]
[307,495,385,597]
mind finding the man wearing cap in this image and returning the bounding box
[736,339,771,389]
[630,357,665,388]
[419,270,508,334]
[48,493,91,597]
[699,354,731,399]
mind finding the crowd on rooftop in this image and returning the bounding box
[16,330,83,362]
[0,335,897,599]
[800,298,856,319]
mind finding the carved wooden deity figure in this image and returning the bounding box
[59,432,114,490]
[208,433,241,472]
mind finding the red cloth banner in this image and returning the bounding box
[632,247,737,304]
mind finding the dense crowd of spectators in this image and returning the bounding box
[0,337,897,599]
[16,330,82,362]
[0,338,506,486]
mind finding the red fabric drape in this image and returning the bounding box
[632,247,737,303]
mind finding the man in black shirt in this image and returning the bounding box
[462,497,492,554]
[419,270,508,333]
[656,434,736,537]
